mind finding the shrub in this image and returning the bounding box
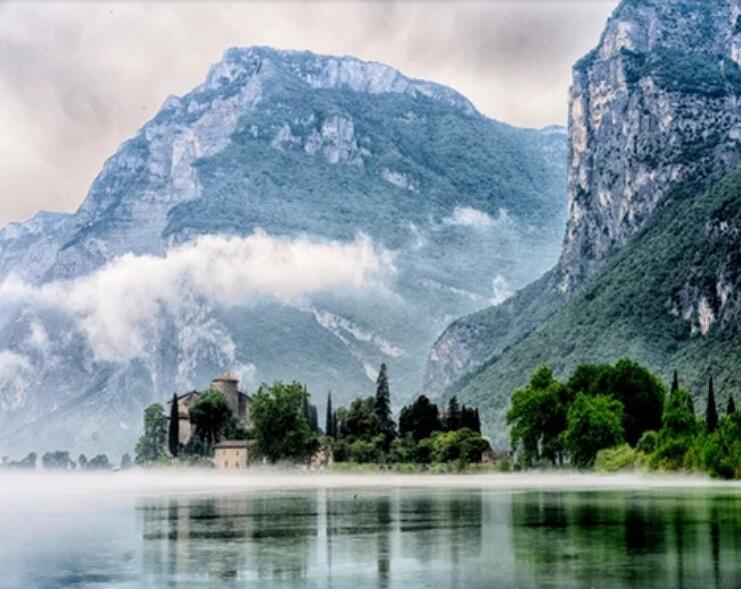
[594,444,646,473]
[636,430,658,454]
[428,428,490,464]
[348,436,385,463]
[701,413,741,479]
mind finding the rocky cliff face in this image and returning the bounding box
[559,0,741,291]
[424,0,741,401]
[0,47,566,456]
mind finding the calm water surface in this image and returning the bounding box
[1,482,740,588]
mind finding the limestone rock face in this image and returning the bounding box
[424,0,741,399]
[559,0,741,291]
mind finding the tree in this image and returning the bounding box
[189,389,234,451]
[168,393,180,457]
[374,363,396,444]
[671,370,679,394]
[325,392,334,439]
[727,396,736,415]
[399,395,442,441]
[120,453,132,470]
[334,407,348,438]
[9,452,36,470]
[507,366,573,466]
[706,376,719,433]
[86,454,111,470]
[564,394,625,468]
[342,397,379,440]
[701,412,741,479]
[567,359,665,446]
[42,451,72,470]
[78,454,88,470]
[251,381,319,463]
[135,403,168,464]
[444,396,461,431]
[460,405,481,433]
[652,387,698,470]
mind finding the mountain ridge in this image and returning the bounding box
[0,46,567,456]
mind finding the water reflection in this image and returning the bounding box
[137,489,489,588]
[1,485,739,588]
[510,491,741,589]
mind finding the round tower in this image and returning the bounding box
[211,372,239,415]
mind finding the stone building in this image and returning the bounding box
[213,440,254,470]
[173,373,253,446]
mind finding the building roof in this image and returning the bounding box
[213,372,238,382]
[213,439,254,449]
[175,390,200,401]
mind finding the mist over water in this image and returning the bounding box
[1,472,739,588]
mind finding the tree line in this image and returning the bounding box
[135,362,491,468]
[0,451,131,471]
[507,358,740,478]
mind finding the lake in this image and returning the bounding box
[0,473,739,588]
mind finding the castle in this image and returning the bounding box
[173,373,253,446]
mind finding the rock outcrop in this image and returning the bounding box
[560,0,741,291]
[425,0,741,406]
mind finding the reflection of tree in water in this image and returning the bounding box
[510,491,741,589]
[320,489,485,588]
[139,492,317,584]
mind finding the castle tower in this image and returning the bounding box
[211,373,240,416]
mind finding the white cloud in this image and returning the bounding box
[27,320,49,351]
[0,232,395,363]
[443,206,511,229]
[0,350,31,411]
[490,274,515,306]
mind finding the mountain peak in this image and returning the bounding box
[204,46,478,115]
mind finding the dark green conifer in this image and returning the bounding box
[671,370,679,394]
[374,363,396,443]
[727,396,736,415]
[445,396,461,431]
[325,391,334,438]
[168,393,180,457]
[706,377,718,432]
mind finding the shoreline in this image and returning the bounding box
[1,470,739,504]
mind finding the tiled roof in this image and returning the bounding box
[213,439,254,449]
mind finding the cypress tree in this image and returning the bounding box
[332,409,340,439]
[374,363,395,442]
[168,393,180,457]
[309,404,319,433]
[706,377,719,432]
[728,396,736,415]
[325,392,334,438]
[445,396,461,431]
[671,371,679,395]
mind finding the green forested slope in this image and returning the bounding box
[457,167,741,445]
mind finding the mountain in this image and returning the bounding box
[0,47,567,456]
[426,0,741,445]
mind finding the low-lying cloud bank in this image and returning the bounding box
[0,231,394,363]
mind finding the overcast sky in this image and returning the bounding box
[0,0,618,226]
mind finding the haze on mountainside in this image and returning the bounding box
[0,46,567,455]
